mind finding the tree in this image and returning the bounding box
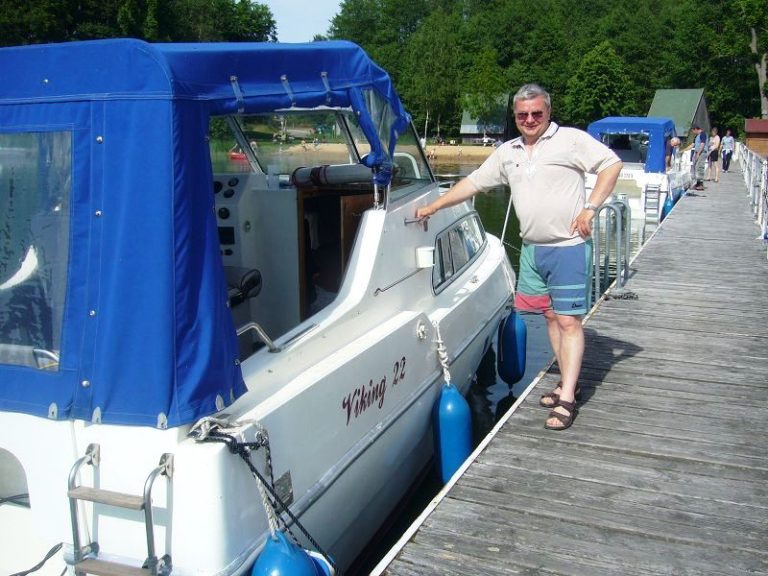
[563,41,636,127]
[462,48,507,136]
[671,0,762,133]
[0,0,110,44]
[399,8,462,138]
[170,0,274,41]
[230,0,276,42]
[117,0,172,40]
[593,0,677,110]
[733,0,768,118]
[0,0,277,46]
[328,0,380,45]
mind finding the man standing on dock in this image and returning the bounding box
[416,83,622,430]
[690,125,708,190]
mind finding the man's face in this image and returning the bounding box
[514,95,551,144]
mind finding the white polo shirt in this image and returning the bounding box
[467,122,620,246]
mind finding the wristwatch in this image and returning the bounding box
[584,201,599,211]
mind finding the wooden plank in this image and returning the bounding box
[506,411,768,469]
[75,559,151,576]
[409,500,768,576]
[452,477,767,556]
[68,486,144,510]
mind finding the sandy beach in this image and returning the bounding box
[265,141,493,170]
[425,144,494,162]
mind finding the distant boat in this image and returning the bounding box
[587,116,692,222]
[0,39,515,576]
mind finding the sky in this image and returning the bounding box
[260,0,343,43]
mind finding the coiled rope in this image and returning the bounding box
[2,493,65,576]
[9,543,64,576]
[433,321,452,384]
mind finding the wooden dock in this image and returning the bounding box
[375,168,768,575]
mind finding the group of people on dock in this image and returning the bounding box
[686,125,735,191]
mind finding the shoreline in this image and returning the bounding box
[274,141,493,166]
[425,144,494,162]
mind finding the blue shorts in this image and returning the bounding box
[514,241,593,315]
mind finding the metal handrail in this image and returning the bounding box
[737,143,768,255]
[68,444,100,562]
[592,198,631,299]
[237,321,281,352]
[142,453,174,574]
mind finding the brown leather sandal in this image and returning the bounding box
[539,385,581,408]
[544,399,577,431]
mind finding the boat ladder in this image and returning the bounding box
[643,184,661,222]
[67,444,174,576]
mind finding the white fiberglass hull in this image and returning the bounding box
[589,163,692,222]
[0,193,514,576]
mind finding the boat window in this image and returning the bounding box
[604,133,648,165]
[345,111,434,202]
[210,112,361,176]
[432,214,486,292]
[210,110,433,202]
[389,127,434,202]
[0,131,71,370]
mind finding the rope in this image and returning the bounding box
[432,321,452,384]
[253,466,281,538]
[0,493,30,507]
[188,419,340,575]
[604,290,639,300]
[189,417,280,536]
[502,239,521,254]
[9,542,62,576]
[500,189,514,247]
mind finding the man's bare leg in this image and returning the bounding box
[545,311,584,428]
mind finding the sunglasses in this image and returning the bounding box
[515,110,545,121]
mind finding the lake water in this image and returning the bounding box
[350,159,657,574]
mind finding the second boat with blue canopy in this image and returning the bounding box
[587,116,692,222]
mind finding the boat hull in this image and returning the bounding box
[0,222,514,576]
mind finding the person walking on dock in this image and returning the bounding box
[706,127,720,182]
[720,128,735,173]
[690,125,708,190]
[415,83,622,431]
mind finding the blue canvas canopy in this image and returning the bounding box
[587,117,677,173]
[0,39,411,427]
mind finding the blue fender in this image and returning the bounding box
[251,531,325,576]
[661,193,674,221]
[433,383,472,484]
[497,310,527,386]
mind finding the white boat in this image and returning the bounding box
[0,40,515,575]
[586,117,692,222]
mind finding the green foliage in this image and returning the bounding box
[167,0,276,42]
[462,48,507,131]
[327,0,766,133]
[562,41,636,128]
[0,0,276,45]
[4,0,766,130]
[399,8,462,136]
[731,0,768,117]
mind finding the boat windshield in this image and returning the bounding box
[0,132,70,370]
[211,109,433,202]
[602,132,649,165]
